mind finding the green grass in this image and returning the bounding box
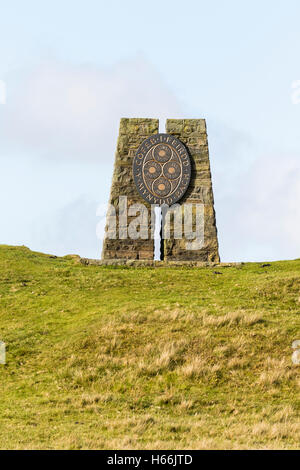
[0,244,299,449]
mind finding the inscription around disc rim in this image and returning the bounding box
[133,133,191,205]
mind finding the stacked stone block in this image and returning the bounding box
[102,118,158,260]
[164,119,219,262]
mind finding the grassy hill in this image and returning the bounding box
[0,245,299,449]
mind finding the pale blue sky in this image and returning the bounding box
[0,0,300,261]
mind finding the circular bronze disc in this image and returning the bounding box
[133,134,191,205]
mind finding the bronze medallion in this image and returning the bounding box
[133,134,191,205]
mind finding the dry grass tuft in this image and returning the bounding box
[202,311,264,327]
[257,358,297,387]
[252,421,300,440]
[180,356,207,378]
[137,340,187,376]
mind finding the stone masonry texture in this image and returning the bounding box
[102,118,158,260]
[164,119,220,262]
[102,118,220,262]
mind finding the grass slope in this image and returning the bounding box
[0,245,299,449]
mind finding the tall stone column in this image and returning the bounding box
[102,118,158,260]
[164,119,220,262]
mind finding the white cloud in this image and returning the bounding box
[214,147,300,262]
[237,153,300,258]
[1,57,182,160]
[29,197,101,258]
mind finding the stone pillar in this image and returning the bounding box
[102,118,158,260]
[164,119,220,262]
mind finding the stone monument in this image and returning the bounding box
[102,118,219,263]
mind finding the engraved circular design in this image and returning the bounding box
[153,144,172,163]
[163,161,181,180]
[133,133,192,205]
[144,160,162,179]
[153,177,171,197]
